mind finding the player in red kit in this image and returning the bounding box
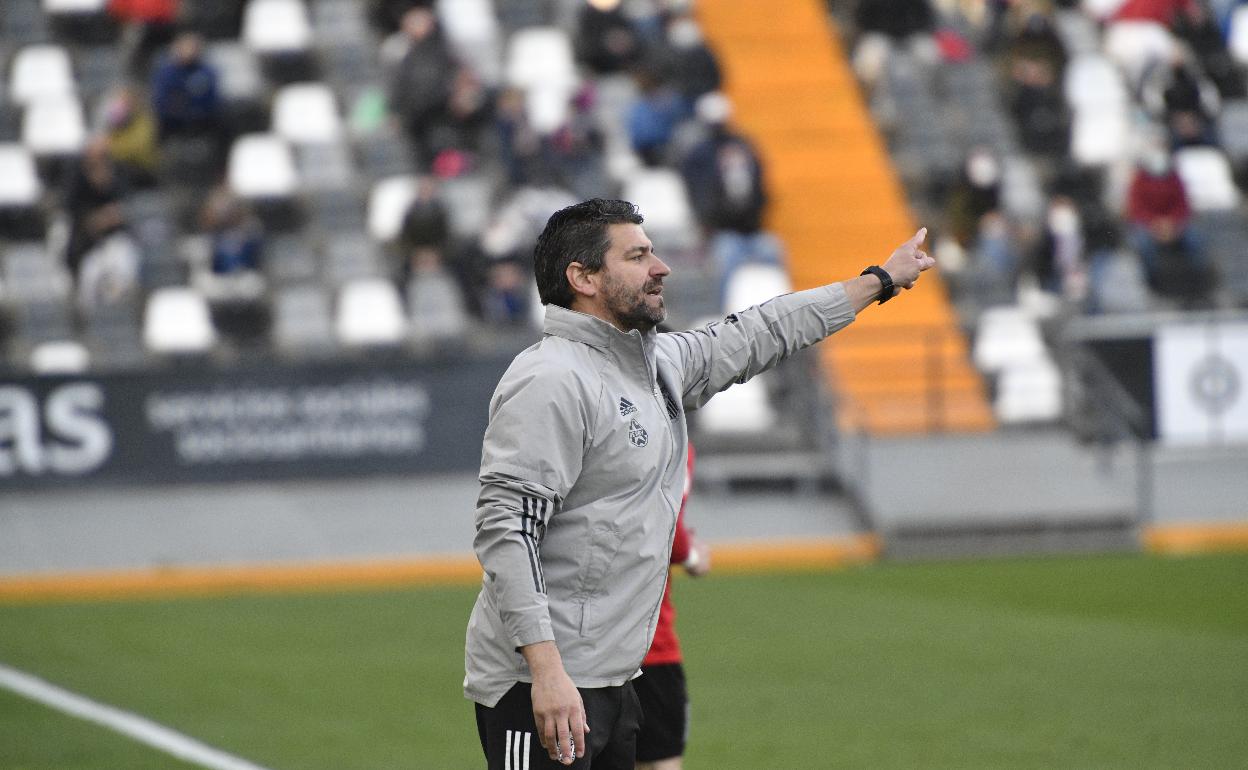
[635,446,709,770]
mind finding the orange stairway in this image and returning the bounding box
[696,0,994,434]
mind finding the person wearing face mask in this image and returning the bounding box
[1031,196,1088,302]
[1125,145,1212,304]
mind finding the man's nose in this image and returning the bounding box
[652,257,671,278]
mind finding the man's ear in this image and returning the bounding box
[566,261,599,299]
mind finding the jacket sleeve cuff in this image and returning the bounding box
[510,618,555,650]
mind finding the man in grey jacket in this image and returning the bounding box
[467,199,933,768]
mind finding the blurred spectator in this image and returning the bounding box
[426,67,493,163]
[200,186,263,276]
[496,86,544,186]
[479,256,532,325]
[65,139,128,280]
[399,177,450,255]
[546,86,610,199]
[405,245,469,342]
[151,32,221,140]
[77,231,142,315]
[1029,195,1088,302]
[1174,0,1247,98]
[370,0,434,35]
[1112,0,1200,25]
[854,0,935,41]
[1142,52,1221,147]
[109,0,178,77]
[680,93,782,300]
[1125,144,1212,304]
[628,64,689,166]
[99,85,160,188]
[946,147,1004,248]
[386,7,456,165]
[647,13,722,106]
[1086,219,1152,314]
[1006,11,1070,157]
[576,0,645,75]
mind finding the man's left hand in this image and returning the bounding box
[881,227,936,294]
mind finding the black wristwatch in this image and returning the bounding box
[860,265,894,305]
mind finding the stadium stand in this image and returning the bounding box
[0,0,1245,456]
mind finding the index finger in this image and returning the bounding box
[909,227,928,247]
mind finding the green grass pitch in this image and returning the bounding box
[1,552,1245,769]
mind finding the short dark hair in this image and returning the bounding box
[533,199,643,308]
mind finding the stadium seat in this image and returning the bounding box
[696,377,778,435]
[1070,106,1129,167]
[227,133,297,199]
[1103,21,1175,85]
[21,94,87,157]
[334,278,407,346]
[207,42,265,104]
[8,44,76,106]
[440,173,495,241]
[620,169,697,252]
[323,232,381,284]
[272,82,343,145]
[723,263,792,313]
[1174,147,1241,211]
[994,356,1063,424]
[1053,8,1100,55]
[29,339,90,374]
[505,27,576,91]
[272,284,335,355]
[242,0,312,54]
[1,242,70,303]
[972,305,1047,373]
[1217,100,1248,164]
[1080,0,1127,18]
[437,0,502,85]
[366,175,418,243]
[1230,6,1248,66]
[42,0,107,14]
[1000,155,1046,221]
[0,144,43,207]
[295,142,355,191]
[1064,54,1128,111]
[143,287,218,354]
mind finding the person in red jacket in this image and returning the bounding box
[635,445,710,770]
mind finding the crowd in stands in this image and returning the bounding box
[0,0,779,374]
[3,0,1245,384]
[845,0,1248,315]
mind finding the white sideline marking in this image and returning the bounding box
[0,662,275,770]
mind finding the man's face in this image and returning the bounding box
[597,223,671,332]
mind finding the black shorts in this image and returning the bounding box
[633,663,688,762]
[475,681,641,769]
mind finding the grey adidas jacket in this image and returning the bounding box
[464,283,856,706]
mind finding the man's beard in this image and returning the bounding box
[603,274,666,332]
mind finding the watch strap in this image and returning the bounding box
[860,265,894,304]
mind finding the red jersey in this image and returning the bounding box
[643,446,695,666]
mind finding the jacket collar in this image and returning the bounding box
[543,304,658,380]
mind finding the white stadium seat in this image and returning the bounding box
[1064,54,1128,111]
[335,278,407,346]
[272,82,343,144]
[973,305,1047,373]
[30,339,90,374]
[994,356,1063,424]
[243,0,312,54]
[1174,147,1241,211]
[367,175,418,242]
[206,43,264,102]
[143,287,217,353]
[1218,100,1248,163]
[505,27,577,91]
[620,169,697,251]
[1070,105,1129,167]
[1230,6,1248,66]
[696,377,777,435]
[1080,0,1127,19]
[0,144,43,206]
[22,95,87,156]
[724,263,792,313]
[228,133,297,199]
[8,45,76,106]
[1103,21,1175,85]
[437,0,502,85]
